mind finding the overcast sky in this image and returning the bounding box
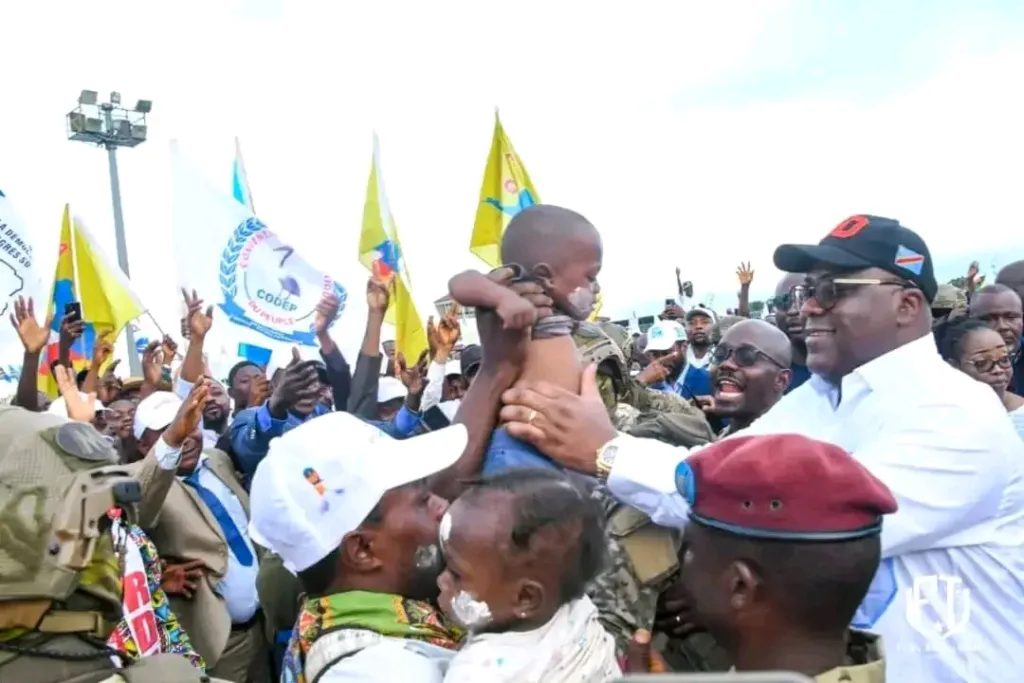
[2,0,1023,334]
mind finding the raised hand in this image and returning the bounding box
[397,350,430,396]
[164,378,210,448]
[736,261,754,286]
[59,314,84,348]
[92,334,114,367]
[54,365,96,422]
[160,334,179,364]
[437,305,462,348]
[97,359,123,405]
[9,296,53,354]
[313,292,341,337]
[182,288,214,340]
[367,262,395,313]
[141,341,164,386]
[268,350,320,418]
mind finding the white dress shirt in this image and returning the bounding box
[607,333,1024,683]
[422,361,447,413]
[152,438,260,625]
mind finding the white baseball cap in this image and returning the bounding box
[133,391,182,440]
[645,320,687,352]
[377,376,408,403]
[248,411,467,573]
[48,394,106,419]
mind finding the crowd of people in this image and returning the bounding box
[1,206,1023,683]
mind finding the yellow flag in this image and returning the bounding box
[469,111,540,268]
[39,205,146,396]
[358,134,428,362]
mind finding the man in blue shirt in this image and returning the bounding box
[773,273,811,393]
[231,355,422,479]
[639,319,712,399]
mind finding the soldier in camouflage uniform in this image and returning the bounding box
[0,404,220,682]
[573,322,717,655]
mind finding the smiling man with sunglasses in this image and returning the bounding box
[498,214,1024,683]
[706,319,792,437]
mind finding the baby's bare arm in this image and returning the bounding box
[448,270,520,309]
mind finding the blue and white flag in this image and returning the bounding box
[171,141,365,364]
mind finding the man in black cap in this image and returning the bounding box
[496,214,1024,683]
[771,214,938,385]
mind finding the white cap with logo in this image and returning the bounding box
[133,391,182,440]
[644,320,687,352]
[248,411,467,573]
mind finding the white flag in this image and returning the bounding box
[171,142,358,365]
[0,189,43,372]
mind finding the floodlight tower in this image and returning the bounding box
[66,90,152,376]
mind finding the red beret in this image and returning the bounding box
[675,434,897,541]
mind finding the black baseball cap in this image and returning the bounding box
[773,215,937,303]
[460,344,483,376]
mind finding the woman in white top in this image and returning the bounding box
[934,317,1024,438]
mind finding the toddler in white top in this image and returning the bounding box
[437,469,621,683]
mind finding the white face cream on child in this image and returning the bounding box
[450,590,493,629]
[567,286,596,317]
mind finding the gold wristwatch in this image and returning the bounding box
[595,440,619,483]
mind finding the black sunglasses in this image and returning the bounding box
[711,344,787,369]
[790,277,916,312]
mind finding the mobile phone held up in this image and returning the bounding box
[64,301,82,324]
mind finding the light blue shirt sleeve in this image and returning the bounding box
[366,405,421,439]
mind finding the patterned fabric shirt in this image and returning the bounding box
[107,521,205,672]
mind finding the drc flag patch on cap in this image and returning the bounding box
[894,245,925,275]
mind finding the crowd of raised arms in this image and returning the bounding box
[2,206,1024,683]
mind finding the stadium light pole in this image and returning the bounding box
[66,90,152,377]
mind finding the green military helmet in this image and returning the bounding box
[574,322,629,409]
[0,405,141,645]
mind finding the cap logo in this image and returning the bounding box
[303,467,327,496]
[829,215,870,240]
[649,326,664,339]
[674,461,696,505]
[894,245,925,275]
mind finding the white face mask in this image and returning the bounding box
[450,590,493,630]
[567,286,596,318]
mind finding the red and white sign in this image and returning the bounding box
[107,520,160,658]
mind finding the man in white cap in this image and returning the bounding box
[249,411,469,682]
